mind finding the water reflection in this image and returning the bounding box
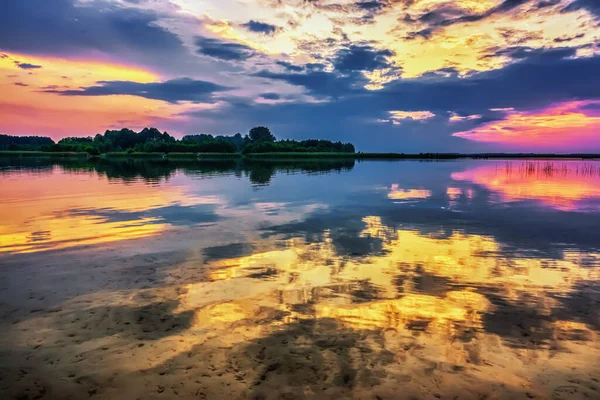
[1,158,599,399]
[387,184,432,201]
[173,214,599,398]
[193,216,597,335]
[0,158,354,254]
[0,156,355,185]
[0,168,220,253]
[453,160,600,211]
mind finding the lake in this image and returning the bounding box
[1,157,599,400]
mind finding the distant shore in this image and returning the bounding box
[1,150,599,160]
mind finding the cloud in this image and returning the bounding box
[484,46,578,61]
[195,36,256,61]
[449,113,482,123]
[406,0,533,39]
[241,20,279,35]
[376,52,600,116]
[0,0,186,69]
[355,1,385,12]
[333,44,394,72]
[580,102,600,113]
[386,111,436,124]
[43,78,232,104]
[260,93,281,100]
[276,61,305,72]
[553,33,586,43]
[253,69,367,98]
[254,48,600,113]
[453,101,600,150]
[16,62,42,69]
[537,0,562,9]
[563,0,600,18]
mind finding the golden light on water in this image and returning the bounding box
[316,290,491,333]
[0,215,167,254]
[0,169,219,253]
[387,184,432,200]
[180,215,597,337]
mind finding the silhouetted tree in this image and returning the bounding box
[249,126,276,142]
[0,134,54,150]
[1,126,355,155]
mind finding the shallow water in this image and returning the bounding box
[1,157,599,399]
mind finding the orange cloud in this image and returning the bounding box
[0,52,188,139]
[453,101,600,150]
[379,110,436,125]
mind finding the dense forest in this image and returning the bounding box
[0,134,54,151]
[0,127,355,155]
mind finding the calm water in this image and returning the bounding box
[1,157,599,400]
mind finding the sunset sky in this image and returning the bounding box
[1,0,599,152]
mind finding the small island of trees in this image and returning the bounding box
[0,126,355,155]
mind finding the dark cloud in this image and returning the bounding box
[13,82,29,87]
[355,1,385,11]
[496,28,544,45]
[68,204,221,227]
[43,78,231,104]
[378,51,600,115]
[580,102,600,113]
[275,61,327,73]
[405,28,434,40]
[254,43,395,96]
[333,44,394,72]
[256,48,600,114]
[417,6,466,24]
[408,0,533,39]
[253,69,367,98]
[276,61,305,72]
[16,62,42,69]
[260,93,281,100]
[0,0,185,64]
[195,36,256,61]
[553,33,585,43]
[485,46,577,61]
[241,20,279,35]
[563,0,600,18]
[537,0,562,8]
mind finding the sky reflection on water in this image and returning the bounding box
[0,158,599,399]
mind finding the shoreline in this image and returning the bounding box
[1,150,600,160]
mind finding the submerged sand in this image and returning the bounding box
[1,233,599,400]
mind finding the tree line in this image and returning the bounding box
[0,127,355,155]
[0,134,54,151]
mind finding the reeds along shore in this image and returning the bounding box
[501,161,600,177]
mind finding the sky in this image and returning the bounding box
[1,0,599,152]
